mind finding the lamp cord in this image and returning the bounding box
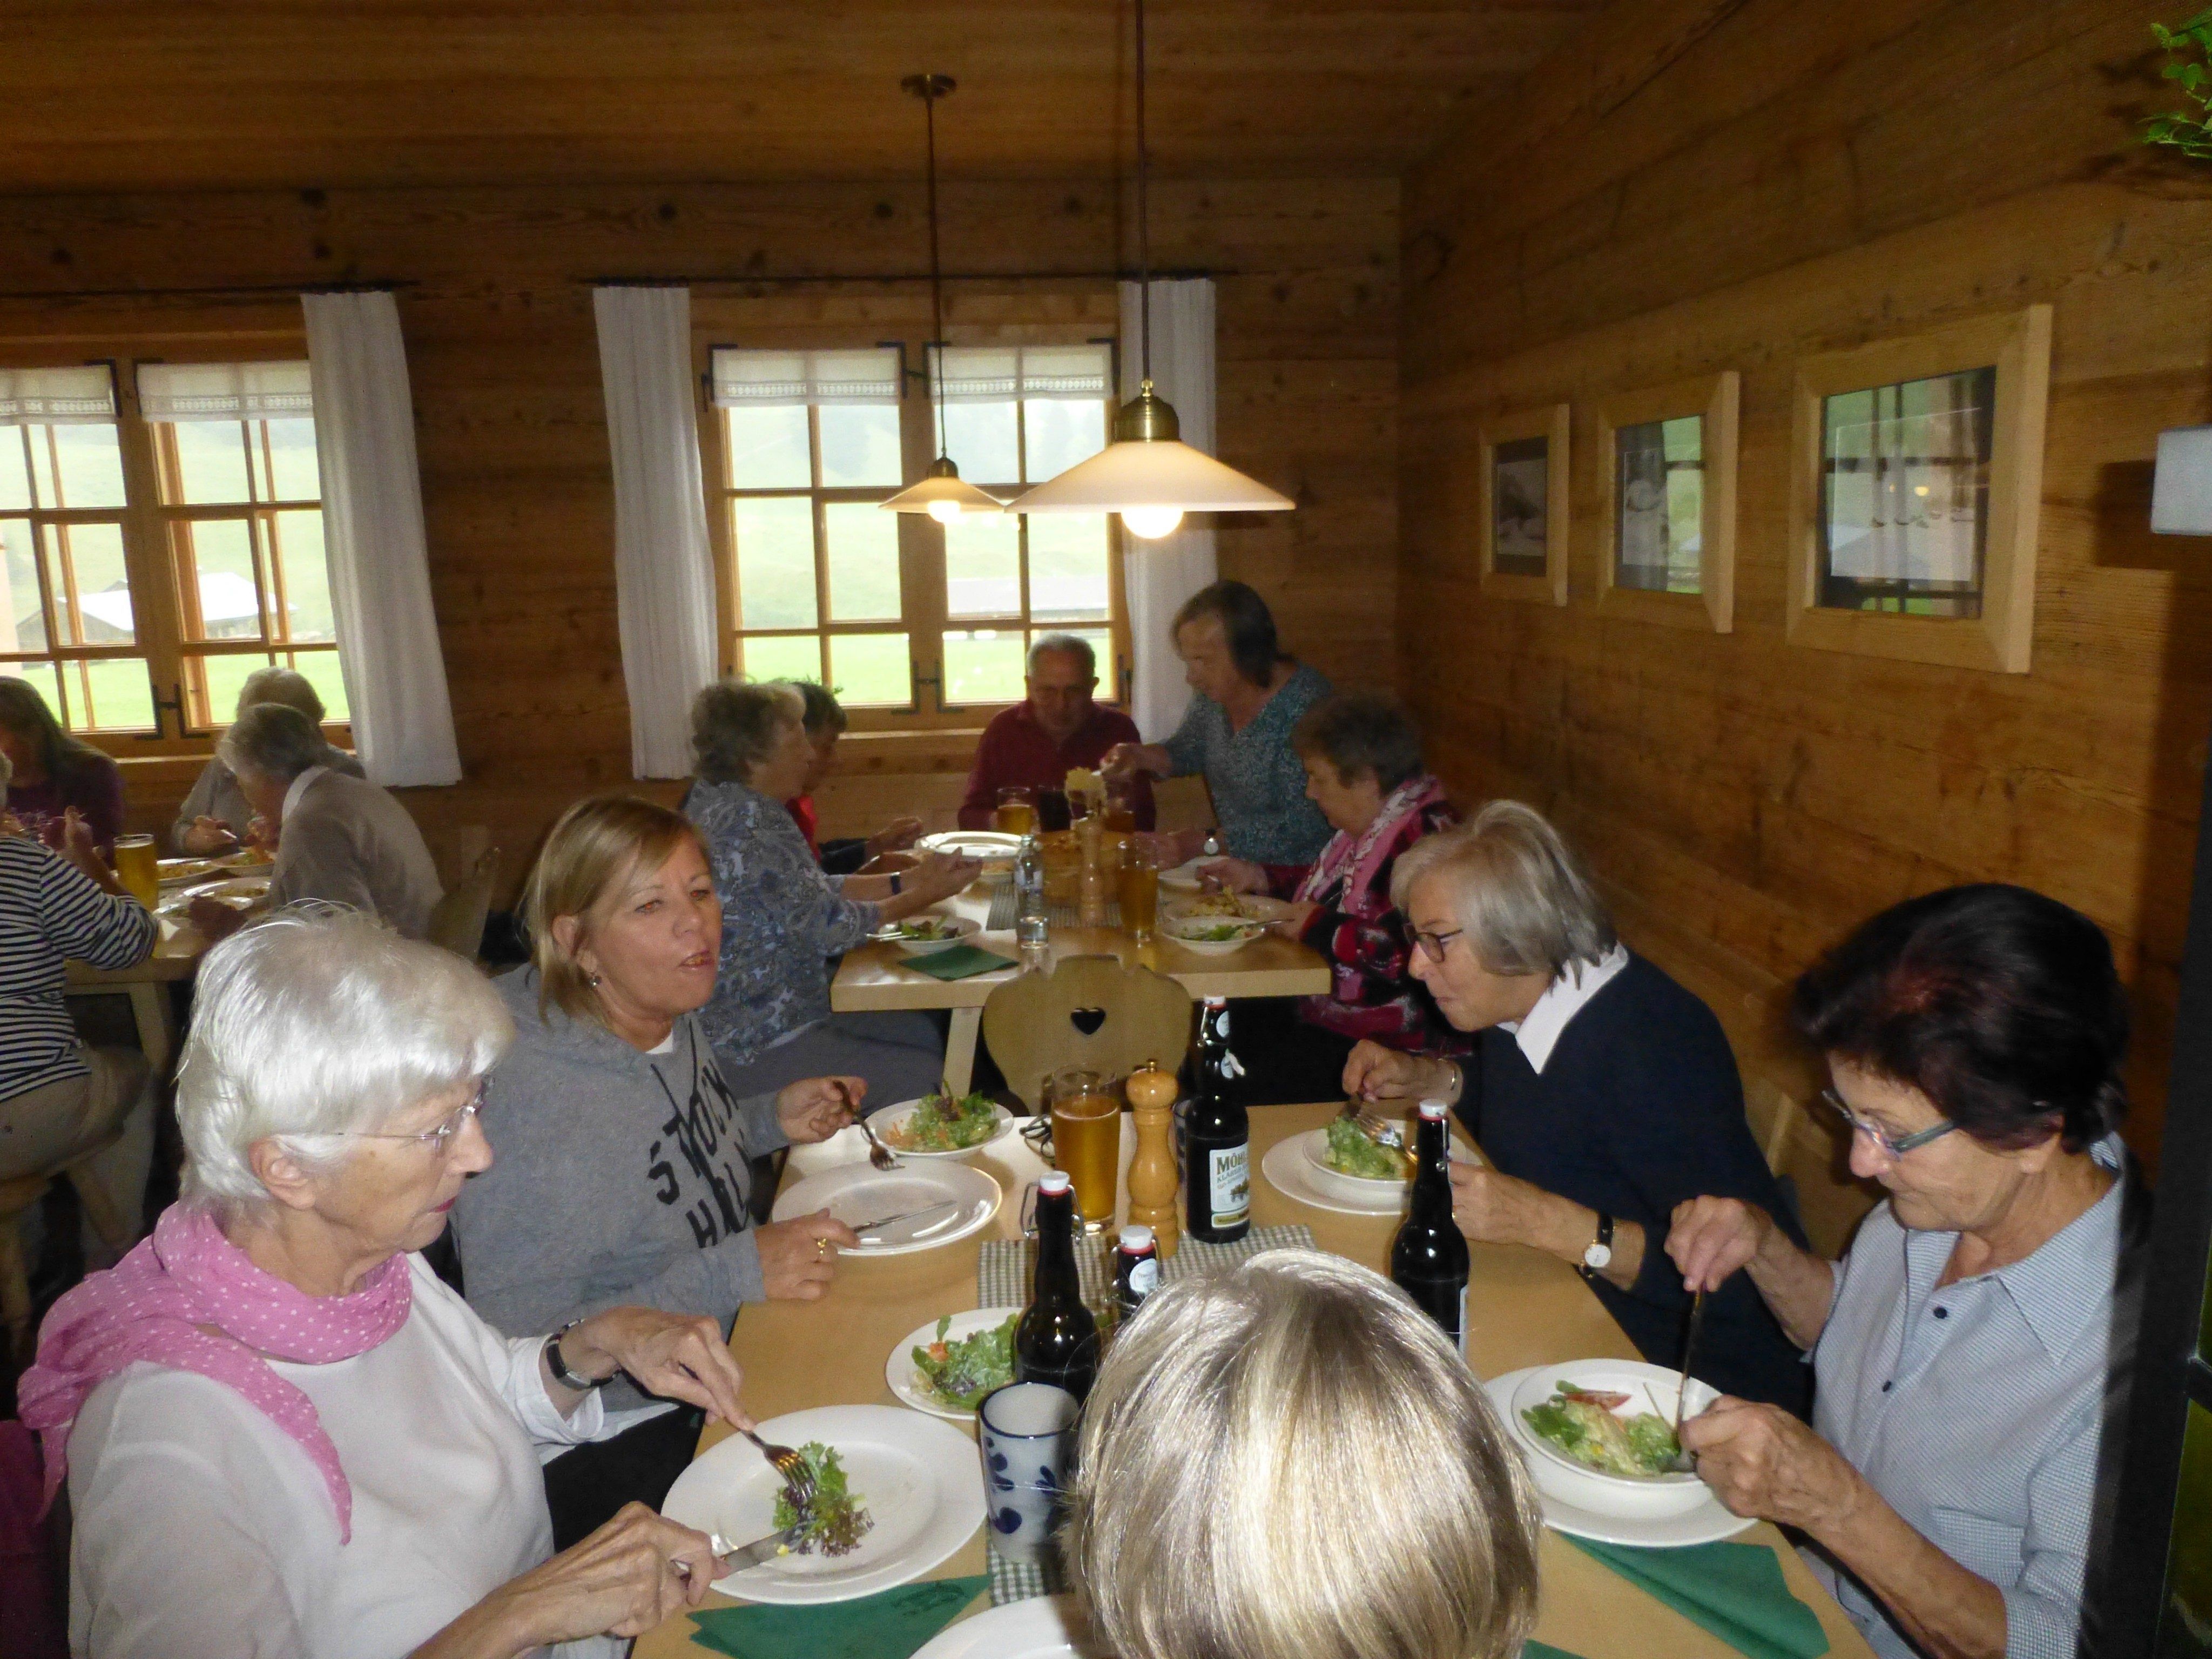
[1135,0,1151,390]
[924,84,949,460]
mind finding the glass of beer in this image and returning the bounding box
[112,833,159,909]
[1117,842,1159,942]
[995,787,1037,837]
[1046,1067,1120,1229]
[1102,781,1138,834]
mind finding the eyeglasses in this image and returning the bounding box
[1817,1087,1959,1158]
[1412,926,1465,965]
[338,1085,485,1155]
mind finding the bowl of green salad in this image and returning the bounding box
[872,914,980,955]
[872,1091,1016,1158]
[1159,914,1269,955]
[1301,1115,1413,1199]
[1509,1361,1716,1518]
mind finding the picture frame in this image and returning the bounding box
[1478,402,1570,606]
[1594,372,1739,633]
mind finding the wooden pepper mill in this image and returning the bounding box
[1124,1060,1181,1258]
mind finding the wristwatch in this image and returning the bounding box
[545,1320,609,1391]
[1581,1212,1615,1276]
[889,871,904,895]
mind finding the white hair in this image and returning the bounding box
[1390,800,1616,979]
[218,700,329,784]
[177,907,513,1218]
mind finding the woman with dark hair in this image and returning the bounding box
[0,677,124,858]
[1102,579,1332,877]
[1666,883,2139,1659]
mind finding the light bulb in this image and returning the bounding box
[928,498,965,525]
[1121,505,1185,539]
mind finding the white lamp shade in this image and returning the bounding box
[2153,426,2212,536]
[880,471,1006,516]
[1013,437,1293,515]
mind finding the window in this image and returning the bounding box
[0,354,348,747]
[1594,372,1738,633]
[1477,403,1569,606]
[1786,306,2051,675]
[703,338,1122,726]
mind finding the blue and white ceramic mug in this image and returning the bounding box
[977,1381,1079,1563]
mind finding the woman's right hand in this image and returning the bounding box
[1667,1196,1775,1293]
[753,1209,860,1300]
[478,1502,723,1650]
[1101,741,1169,783]
[1341,1040,1456,1103]
[180,815,238,855]
[1198,857,1266,894]
[905,852,980,903]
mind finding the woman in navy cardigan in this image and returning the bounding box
[1344,801,1811,1415]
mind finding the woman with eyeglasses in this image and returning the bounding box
[1340,801,1811,1413]
[23,908,748,1659]
[1664,884,2139,1659]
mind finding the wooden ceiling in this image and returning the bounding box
[0,1,1598,195]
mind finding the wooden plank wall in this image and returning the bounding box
[1399,0,2201,1174]
[0,174,1398,885]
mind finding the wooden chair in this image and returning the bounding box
[982,955,1195,1111]
[1,1137,134,1365]
[426,846,500,964]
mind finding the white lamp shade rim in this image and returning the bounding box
[879,474,1007,514]
[1013,437,1293,514]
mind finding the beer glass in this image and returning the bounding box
[112,833,159,909]
[994,787,1037,837]
[1045,1067,1120,1229]
[1117,842,1159,942]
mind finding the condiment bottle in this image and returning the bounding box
[1183,997,1250,1243]
[1015,1171,1100,1401]
[1390,1100,1471,1351]
[1123,1062,1181,1258]
[1114,1224,1160,1318]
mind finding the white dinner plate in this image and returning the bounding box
[1259,1128,1474,1216]
[870,1097,1020,1159]
[920,830,1023,865]
[661,1404,985,1602]
[1482,1367,1756,1548]
[772,1161,1002,1255]
[885,1306,1026,1420]
[156,874,269,919]
[157,852,269,889]
[909,1594,1104,1659]
[1156,858,1210,891]
[871,914,983,955]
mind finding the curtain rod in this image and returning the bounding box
[585,267,1228,287]
[0,280,419,302]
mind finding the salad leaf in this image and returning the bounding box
[882,1091,1000,1151]
[911,1312,1019,1409]
[1520,1383,1682,1479]
[1324,1115,1412,1181]
[771,1442,874,1556]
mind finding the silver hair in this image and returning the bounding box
[691,679,805,785]
[236,664,327,725]
[1390,800,1616,979]
[176,907,512,1220]
[218,701,329,784]
[1027,633,1097,678]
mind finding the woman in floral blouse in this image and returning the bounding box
[1204,693,1469,1103]
[683,682,976,1103]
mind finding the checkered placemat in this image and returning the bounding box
[983,888,1122,930]
[988,1546,1070,1604]
[976,1223,1317,1309]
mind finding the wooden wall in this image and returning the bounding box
[1398,0,2201,1175]
[0,174,1398,882]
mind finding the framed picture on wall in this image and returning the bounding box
[1595,371,1739,632]
[1479,403,1570,605]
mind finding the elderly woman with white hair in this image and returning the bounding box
[190,700,443,941]
[21,910,748,1659]
[1343,800,1812,1413]
[171,665,364,854]
[1063,1249,1542,1659]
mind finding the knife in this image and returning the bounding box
[702,1523,806,1573]
[849,1198,963,1245]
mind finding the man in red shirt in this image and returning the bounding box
[958,635,1155,830]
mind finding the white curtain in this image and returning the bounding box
[137,360,314,421]
[300,292,462,787]
[596,286,719,779]
[0,365,114,424]
[1118,278,1220,737]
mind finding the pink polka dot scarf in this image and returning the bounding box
[18,1203,412,1543]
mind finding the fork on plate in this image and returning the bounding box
[739,1426,817,1511]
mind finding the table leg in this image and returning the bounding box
[128,982,175,1081]
[943,1007,982,1095]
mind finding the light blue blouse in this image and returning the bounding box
[1159,663,1334,866]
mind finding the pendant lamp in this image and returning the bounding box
[881,74,1004,523]
[1014,0,1293,539]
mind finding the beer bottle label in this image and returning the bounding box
[1207,1143,1250,1228]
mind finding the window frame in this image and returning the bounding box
[1477,402,1571,607]
[693,295,1131,734]
[1594,371,1739,634]
[1785,305,2051,675]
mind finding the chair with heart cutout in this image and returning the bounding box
[981,954,1195,1112]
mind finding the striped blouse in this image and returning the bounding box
[0,834,157,1102]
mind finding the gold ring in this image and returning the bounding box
[816,1238,830,1258]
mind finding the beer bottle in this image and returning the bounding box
[1391,1100,1471,1350]
[1183,997,1250,1243]
[1015,1170,1099,1400]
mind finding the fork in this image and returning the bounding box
[1336,1097,1405,1148]
[739,1427,817,1511]
[835,1078,898,1171]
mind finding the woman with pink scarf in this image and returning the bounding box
[21,909,753,1659]
[1202,693,1469,1104]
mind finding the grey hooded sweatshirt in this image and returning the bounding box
[451,966,788,1410]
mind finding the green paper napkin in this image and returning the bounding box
[1564,1537,1828,1659]
[1522,1643,1590,1659]
[903,944,1019,981]
[689,1574,990,1659]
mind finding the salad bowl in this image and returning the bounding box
[871,1094,1019,1158]
[872,914,981,956]
[1301,1115,1413,1201]
[1508,1360,1718,1520]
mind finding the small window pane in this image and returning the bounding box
[70,656,153,732]
[724,406,811,490]
[822,502,902,623]
[46,423,127,510]
[287,649,349,722]
[173,518,265,642]
[168,420,254,504]
[1028,514,1112,622]
[1614,416,1703,595]
[262,418,322,501]
[1,519,48,653]
[828,633,911,707]
[945,514,1021,618]
[1491,436,1550,578]
[817,404,902,488]
[739,634,824,684]
[270,509,335,641]
[1819,366,1993,618]
[45,522,134,645]
[943,630,1026,705]
[197,652,271,727]
[731,497,818,630]
[0,431,30,512]
[941,402,1020,485]
[1023,400,1107,482]
[0,661,63,719]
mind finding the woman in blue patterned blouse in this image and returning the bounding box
[683,682,976,1104]
[1103,581,1334,882]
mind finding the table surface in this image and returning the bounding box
[635,1102,1873,1659]
[830,883,1332,1011]
[66,911,213,986]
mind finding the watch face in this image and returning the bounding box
[1583,1243,1613,1270]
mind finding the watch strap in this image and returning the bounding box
[545,1320,607,1391]
[889,872,903,895]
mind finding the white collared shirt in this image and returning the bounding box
[280,763,329,827]
[1499,944,1630,1074]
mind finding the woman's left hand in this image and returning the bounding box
[867,816,925,857]
[1447,1163,1559,1247]
[1267,899,1318,938]
[778,1076,863,1143]
[1680,1396,1865,1534]
[557,1308,753,1430]
[1199,857,1267,894]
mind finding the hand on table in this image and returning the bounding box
[1447,1162,1561,1249]
[866,817,925,857]
[1680,1396,1865,1534]
[1265,899,1318,938]
[1198,857,1267,894]
[754,1209,860,1300]
[1667,1195,1777,1293]
[1341,1038,1458,1103]
[778,1075,863,1143]
[555,1307,752,1429]
[485,1502,725,1647]
[180,815,239,855]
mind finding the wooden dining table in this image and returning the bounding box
[829,881,1331,1094]
[635,1101,1873,1659]
[65,910,217,1079]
